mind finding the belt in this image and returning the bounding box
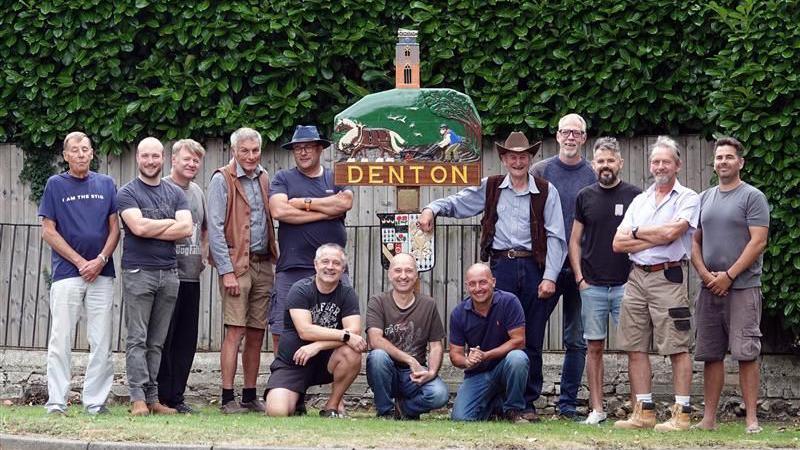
[249,253,270,262]
[491,249,533,259]
[635,261,683,272]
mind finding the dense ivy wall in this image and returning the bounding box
[1,0,798,337]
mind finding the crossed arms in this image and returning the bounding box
[269,190,353,224]
[612,219,690,254]
[120,208,193,240]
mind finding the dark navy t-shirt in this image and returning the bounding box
[449,289,526,377]
[38,172,118,282]
[269,167,348,272]
[276,276,360,366]
[116,178,189,270]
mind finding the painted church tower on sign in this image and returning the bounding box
[395,29,420,89]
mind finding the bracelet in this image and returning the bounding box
[576,278,584,285]
[725,270,734,281]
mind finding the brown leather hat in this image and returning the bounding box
[495,131,541,156]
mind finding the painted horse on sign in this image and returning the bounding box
[335,118,406,162]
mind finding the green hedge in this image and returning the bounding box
[1,0,798,339]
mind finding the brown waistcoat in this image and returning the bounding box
[209,160,278,277]
[479,174,549,267]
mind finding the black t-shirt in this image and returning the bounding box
[574,181,641,285]
[276,276,361,365]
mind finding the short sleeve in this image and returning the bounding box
[503,294,526,332]
[340,286,361,318]
[38,177,57,220]
[286,280,314,311]
[428,304,445,342]
[746,190,770,227]
[618,194,640,230]
[448,308,465,347]
[107,178,119,215]
[269,170,288,197]
[173,185,190,212]
[574,189,587,224]
[365,294,385,332]
[116,185,139,213]
[675,190,700,228]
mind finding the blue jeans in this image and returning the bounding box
[366,349,449,418]
[580,284,624,340]
[451,349,529,421]
[554,269,587,415]
[490,257,558,409]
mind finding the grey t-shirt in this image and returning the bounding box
[698,182,769,288]
[366,291,445,368]
[163,177,206,281]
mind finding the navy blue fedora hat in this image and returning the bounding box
[281,125,332,150]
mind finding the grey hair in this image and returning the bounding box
[593,136,620,155]
[314,243,347,263]
[230,127,262,150]
[172,139,206,158]
[558,113,587,132]
[63,131,91,151]
[649,136,681,162]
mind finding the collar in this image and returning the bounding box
[646,177,686,197]
[498,173,540,195]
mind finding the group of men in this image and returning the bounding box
[40,112,768,433]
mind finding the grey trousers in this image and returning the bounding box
[123,268,179,403]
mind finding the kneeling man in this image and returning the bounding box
[450,263,529,422]
[264,243,366,417]
[366,253,449,419]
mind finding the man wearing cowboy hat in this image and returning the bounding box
[268,125,353,352]
[208,127,278,414]
[419,131,567,421]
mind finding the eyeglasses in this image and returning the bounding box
[558,129,585,138]
[292,144,318,154]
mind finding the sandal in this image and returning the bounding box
[745,424,763,434]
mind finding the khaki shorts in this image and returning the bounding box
[219,259,274,329]
[694,287,762,362]
[617,264,691,355]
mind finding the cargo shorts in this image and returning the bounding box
[694,286,762,362]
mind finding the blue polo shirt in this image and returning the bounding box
[449,289,526,377]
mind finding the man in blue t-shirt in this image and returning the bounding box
[117,137,192,416]
[531,113,596,418]
[449,263,529,423]
[268,125,353,350]
[39,132,120,415]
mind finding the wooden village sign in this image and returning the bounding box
[333,29,482,272]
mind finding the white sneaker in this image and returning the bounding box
[582,410,607,425]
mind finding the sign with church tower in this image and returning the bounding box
[333,29,482,187]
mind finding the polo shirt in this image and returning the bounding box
[449,289,525,377]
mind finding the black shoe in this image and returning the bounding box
[174,402,194,414]
[504,409,530,424]
[520,408,540,422]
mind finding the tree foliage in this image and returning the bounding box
[1,0,799,336]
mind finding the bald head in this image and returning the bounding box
[389,253,417,271]
[137,137,164,155]
[465,263,492,279]
[388,252,418,294]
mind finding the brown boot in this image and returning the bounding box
[614,401,656,429]
[148,402,177,415]
[654,403,691,432]
[130,400,149,416]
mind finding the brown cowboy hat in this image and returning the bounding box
[495,131,541,156]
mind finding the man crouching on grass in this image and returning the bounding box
[264,243,366,417]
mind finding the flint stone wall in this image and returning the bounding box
[1,349,798,421]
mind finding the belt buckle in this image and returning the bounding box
[507,249,518,259]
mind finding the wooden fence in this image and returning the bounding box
[0,135,719,352]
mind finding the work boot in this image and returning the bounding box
[614,401,656,430]
[130,400,149,416]
[148,402,177,415]
[654,403,691,432]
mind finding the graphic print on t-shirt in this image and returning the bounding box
[311,302,342,328]
[384,320,424,354]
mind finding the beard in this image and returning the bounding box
[139,165,162,180]
[598,169,619,187]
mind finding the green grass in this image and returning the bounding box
[1,405,799,449]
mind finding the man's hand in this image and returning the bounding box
[293,342,321,366]
[222,272,240,297]
[465,346,484,369]
[418,209,435,232]
[706,271,731,297]
[538,279,556,298]
[346,332,367,353]
[78,257,105,283]
[409,367,436,385]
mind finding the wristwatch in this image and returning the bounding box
[631,226,639,239]
[98,254,109,265]
[304,197,312,211]
[342,330,351,342]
